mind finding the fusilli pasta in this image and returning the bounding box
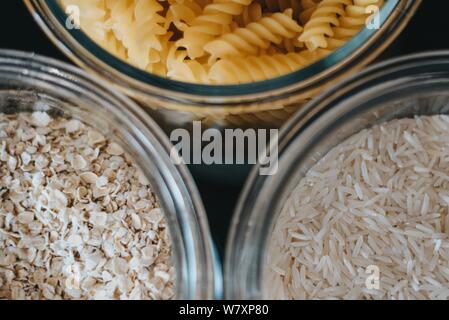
[208,49,330,84]
[204,9,302,61]
[299,0,352,50]
[333,0,384,40]
[166,46,210,82]
[165,0,203,31]
[176,0,254,58]
[234,2,263,27]
[58,0,386,84]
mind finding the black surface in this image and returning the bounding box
[0,1,445,257]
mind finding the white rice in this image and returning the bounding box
[265,115,449,300]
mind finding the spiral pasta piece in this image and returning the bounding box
[334,0,384,39]
[327,0,384,49]
[104,0,167,69]
[234,2,263,27]
[204,9,302,61]
[146,33,175,76]
[166,0,203,31]
[102,31,128,60]
[281,37,304,53]
[176,0,254,59]
[166,47,210,83]
[208,49,330,84]
[298,0,352,51]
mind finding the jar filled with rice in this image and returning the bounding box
[226,52,449,300]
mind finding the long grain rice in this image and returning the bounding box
[265,116,449,300]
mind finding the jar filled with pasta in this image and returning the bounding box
[26,0,420,130]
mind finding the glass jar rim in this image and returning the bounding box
[0,49,221,299]
[225,50,449,299]
[25,0,414,102]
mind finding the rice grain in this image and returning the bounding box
[265,116,449,300]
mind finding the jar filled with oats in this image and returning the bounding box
[0,50,220,300]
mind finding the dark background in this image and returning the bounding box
[0,0,446,257]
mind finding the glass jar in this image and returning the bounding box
[25,0,420,130]
[0,50,221,299]
[226,51,449,299]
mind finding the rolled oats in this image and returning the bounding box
[0,112,174,300]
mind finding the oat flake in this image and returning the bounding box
[0,112,174,300]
